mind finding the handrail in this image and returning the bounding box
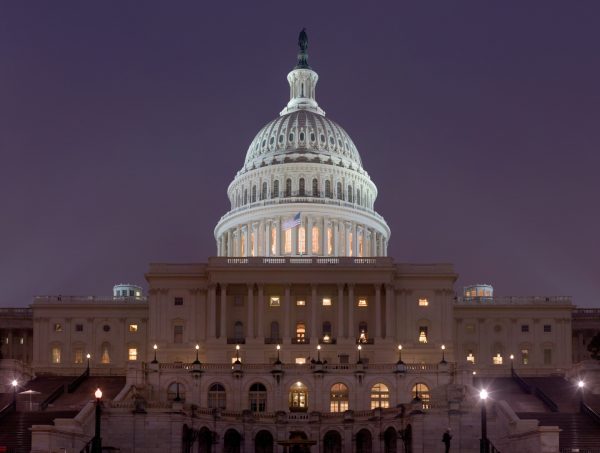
[68,366,90,393]
[79,437,93,453]
[581,400,600,426]
[533,387,558,412]
[511,368,532,394]
[0,401,16,421]
[40,384,65,411]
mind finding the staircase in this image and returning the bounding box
[517,412,600,451]
[474,377,549,412]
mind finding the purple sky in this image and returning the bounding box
[1,2,599,307]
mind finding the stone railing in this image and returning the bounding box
[210,256,391,267]
[573,308,600,318]
[0,307,32,317]
[455,296,572,306]
[33,295,147,304]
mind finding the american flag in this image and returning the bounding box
[283,212,301,230]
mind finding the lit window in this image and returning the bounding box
[284,229,292,254]
[467,352,475,364]
[135,291,141,297]
[298,226,306,254]
[51,346,61,364]
[174,325,184,343]
[54,323,63,332]
[296,323,306,343]
[174,297,183,306]
[520,349,529,365]
[296,300,306,306]
[312,226,319,254]
[295,357,306,365]
[358,322,368,343]
[348,232,353,257]
[129,324,138,333]
[357,298,368,307]
[412,383,430,408]
[371,383,390,409]
[493,353,503,365]
[330,383,349,412]
[418,298,429,307]
[241,232,246,255]
[327,227,333,255]
[270,296,280,307]
[322,298,332,306]
[358,235,364,257]
[101,344,110,364]
[289,382,308,412]
[419,326,428,343]
[543,324,552,333]
[74,348,83,364]
[20,337,24,345]
[250,231,256,257]
[271,227,277,255]
[128,347,138,361]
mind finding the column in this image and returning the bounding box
[244,225,250,257]
[348,284,354,340]
[353,223,358,257]
[220,284,227,339]
[284,285,291,341]
[252,223,258,257]
[247,285,254,339]
[371,230,377,257]
[277,219,283,255]
[292,223,298,255]
[227,230,233,257]
[310,285,318,343]
[208,285,217,338]
[337,284,345,340]
[265,220,271,257]
[257,285,264,339]
[375,284,382,338]
[385,285,394,339]
[307,217,313,255]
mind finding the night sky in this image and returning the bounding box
[1,2,599,307]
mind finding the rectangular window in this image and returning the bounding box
[327,227,333,255]
[51,347,61,364]
[271,227,277,255]
[418,298,429,307]
[75,324,83,332]
[493,353,503,365]
[129,323,138,333]
[521,349,529,365]
[357,298,368,307]
[295,357,306,365]
[54,323,63,332]
[284,229,292,254]
[296,299,306,306]
[348,232,353,257]
[270,296,280,307]
[298,226,306,254]
[467,352,475,364]
[128,348,138,361]
[74,348,83,364]
[250,231,256,257]
[358,235,364,257]
[543,349,552,365]
[174,325,184,343]
[543,324,552,333]
[174,297,184,306]
[419,326,428,343]
[20,337,24,345]
[521,325,529,333]
[322,297,332,306]
[312,226,319,254]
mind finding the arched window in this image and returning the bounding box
[358,322,368,343]
[412,383,430,408]
[337,182,343,200]
[270,321,280,342]
[273,180,279,198]
[330,383,349,412]
[208,383,226,409]
[299,178,305,196]
[234,321,244,341]
[100,342,110,364]
[167,382,185,402]
[285,178,292,197]
[322,321,332,341]
[51,345,62,364]
[295,322,306,343]
[312,178,319,196]
[261,182,267,200]
[249,383,267,412]
[347,185,353,203]
[325,180,332,198]
[252,185,257,203]
[289,382,308,412]
[370,383,390,409]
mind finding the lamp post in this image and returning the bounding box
[191,344,203,380]
[275,344,281,364]
[151,344,158,364]
[86,353,91,373]
[357,345,362,364]
[479,389,489,453]
[440,344,447,364]
[11,379,18,406]
[397,345,403,364]
[316,345,322,364]
[234,344,241,364]
[578,380,585,408]
[92,388,103,453]
[510,354,514,373]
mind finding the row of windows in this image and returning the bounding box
[50,344,139,364]
[464,323,553,334]
[167,381,429,412]
[466,348,554,365]
[232,178,373,210]
[53,323,139,333]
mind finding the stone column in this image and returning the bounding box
[311,285,318,343]
[257,285,264,339]
[371,230,377,257]
[244,225,250,257]
[252,223,258,257]
[227,230,233,257]
[385,285,394,339]
[284,285,291,341]
[277,218,283,255]
[208,285,217,338]
[247,285,254,339]
[347,284,354,340]
[337,284,345,340]
[220,284,227,340]
[353,223,358,257]
[375,284,382,338]
[292,223,298,255]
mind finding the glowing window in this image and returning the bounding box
[358,235,364,257]
[241,232,246,256]
[322,298,332,306]
[358,298,368,307]
[370,383,390,409]
[466,352,475,364]
[295,357,306,364]
[51,346,61,364]
[327,227,333,255]
[74,348,83,364]
[311,226,320,253]
[289,382,308,411]
[296,323,306,342]
[250,231,256,257]
[128,347,138,361]
[419,326,428,344]
[101,344,110,364]
[54,323,63,332]
[330,383,349,412]
[284,229,292,254]
[270,296,280,307]
[271,227,277,255]
[493,353,503,365]
[412,383,430,408]
[298,226,306,254]
[129,324,138,333]
[520,349,529,365]
[348,232,353,256]
[418,298,429,307]
[296,300,306,306]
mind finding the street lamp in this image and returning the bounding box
[191,344,202,379]
[86,353,91,372]
[151,344,158,364]
[316,345,322,364]
[357,344,362,364]
[578,380,585,407]
[92,388,103,453]
[234,344,241,364]
[275,344,282,365]
[11,379,18,405]
[509,354,514,373]
[440,344,447,364]
[397,344,404,364]
[479,389,489,453]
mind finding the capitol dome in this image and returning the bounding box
[215,30,390,258]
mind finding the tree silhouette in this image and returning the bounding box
[587,332,600,360]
